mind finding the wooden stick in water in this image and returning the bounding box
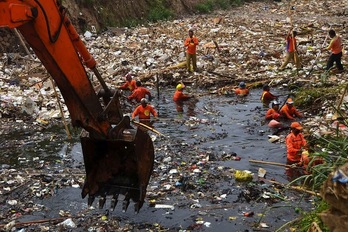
[249,159,294,168]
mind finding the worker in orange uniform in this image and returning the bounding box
[265,100,280,120]
[324,29,344,72]
[285,122,308,180]
[173,83,193,113]
[286,122,307,164]
[279,30,300,71]
[234,82,249,96]
[184,29,199,72]
[260,84,277,105]
[128,81,152,103]
[280,98,303,120]
[132,98,158,123]
[119,73,137,92]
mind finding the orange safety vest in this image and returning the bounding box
[120,79,137,91]
[286,36,296,52]
[280,104,302,120]
[261,91,276,102]
[286,132,307,162]
[132,104,157,120]
[184,37,199,54]
[128,87,151,102]
[173,90,191,102]
[328,36,343,54]
[235,88,249,96]
[265,108,280,120]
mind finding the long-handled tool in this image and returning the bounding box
[131,120,164,136]
[288,2,299,76]
[332,83,348,120]
[305,25,332,79]
[249,159,299,168]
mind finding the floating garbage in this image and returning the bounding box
[259,222,269,228]
[154,204,175,210]
[332,169,348,184]
[268,135,280,143]
[243,211,254,217]
[58,218,77,229]
[234,170,253,182]
[258,168,267,178]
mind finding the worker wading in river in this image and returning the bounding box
[128,80,152,103]
[285,122,308,179]
[119,73,137,92]
[132,98,158,126]
[261,84,277,106]
[280,98,303,120]
[173,83,194,114]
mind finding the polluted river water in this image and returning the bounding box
[1,87,315,231]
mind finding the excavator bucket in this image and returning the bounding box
[80,125,154,213]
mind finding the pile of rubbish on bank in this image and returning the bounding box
[1,0,348,231]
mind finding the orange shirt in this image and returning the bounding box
[184,36,199,54]
[286,36,296,52]
[119,80,137,92]
[132,104,157,120]
[265,108,280,120]
[286,132,307,162]
[235,88,249,96]
[280,104,302,120]
[327,36,343,54]
[261,91,277,102]
[173,90,191,102]
[128,87,151,103]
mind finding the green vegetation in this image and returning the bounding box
[195,0,214,13]
[272,85,348,231]
[123,19,142,28]
[147,0,173,22]
[293,85,341,114]
[285,90,348,231]
[278,200,330,232]
[194,0,243,13]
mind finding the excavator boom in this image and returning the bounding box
[0,0,154,212]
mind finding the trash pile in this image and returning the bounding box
[1,0,348,231]
[1,0,347,136]
[320,162,348,231]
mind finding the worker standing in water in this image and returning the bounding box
[265,100,281,120]
[119,73,137,92]
[261,84,277,105]
[234,82,249,96]
[132,98,158,125]
[128,81,152,103]
[173,83,193,113]
[285,121,308,179]
[280,98,303,120]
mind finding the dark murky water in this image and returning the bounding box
[3,87,313,231]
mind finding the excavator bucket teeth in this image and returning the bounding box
[80,128,154,212]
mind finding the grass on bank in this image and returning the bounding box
[195,0,243,13]
[281,95,348,231]
[146,0,174,22]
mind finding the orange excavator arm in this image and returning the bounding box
[0,0,154,213]
[1,0,116,138]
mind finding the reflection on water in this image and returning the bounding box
[2,87,291,181]
[2,87,310,230]
[153,88,289,174]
